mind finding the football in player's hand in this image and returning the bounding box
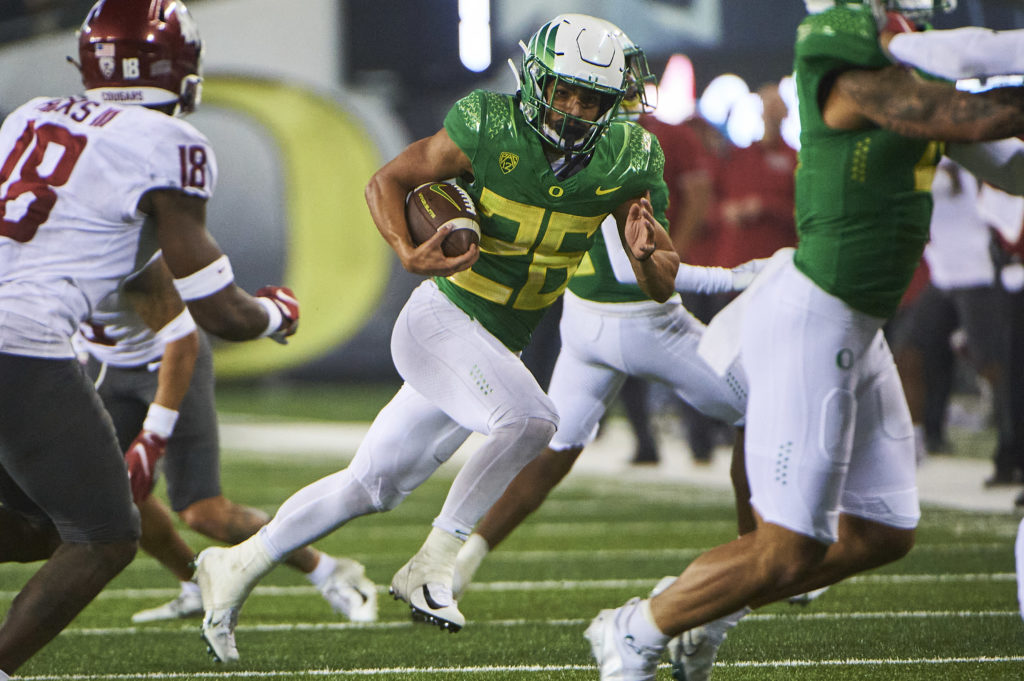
[405,182,480,257]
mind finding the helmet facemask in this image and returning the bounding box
[618,43,657,121]
[516,14,628,157]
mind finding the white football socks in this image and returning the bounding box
[306,553,338,588]
[413,527,464,584]
[627,599,671,649]
[453,533,490,598]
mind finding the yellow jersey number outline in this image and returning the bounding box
[449,187,603,311]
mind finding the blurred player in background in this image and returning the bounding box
[0,0,298,673]
[621,68,717,466]
[586,2,1024,680]
[193,13,679,663]
[79,255,376,626]
[713,82,798,272]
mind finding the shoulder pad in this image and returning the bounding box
[610,120,663,175]
[795,6,890,70]
[450,90,516,137]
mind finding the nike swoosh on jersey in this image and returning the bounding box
[595,186,621,195]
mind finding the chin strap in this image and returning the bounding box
[868,0,888,30]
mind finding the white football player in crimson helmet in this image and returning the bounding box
[0,0,296,672]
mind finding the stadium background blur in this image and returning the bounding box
[1,0,1021,387]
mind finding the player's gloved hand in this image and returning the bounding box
[256,285,299,344]
[125,430,167,504]
[730,257,771,291]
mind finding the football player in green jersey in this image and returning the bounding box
[586,2,1024,680]
[450,18,757,604]
[193,13,679,662]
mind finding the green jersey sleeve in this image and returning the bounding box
[793,7,943,319]
[795,6,891,71]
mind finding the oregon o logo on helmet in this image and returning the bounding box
[836,348,854,369]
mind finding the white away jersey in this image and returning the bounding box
[0,95,216,358]
[77,251,197,368]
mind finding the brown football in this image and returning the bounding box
[405,182,481,257]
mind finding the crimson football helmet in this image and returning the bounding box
[77,0,203,115]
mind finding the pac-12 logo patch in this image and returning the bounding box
[498,151,519,174]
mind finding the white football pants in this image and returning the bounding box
[259,280,557,558]
[549,291,746,450]
[740,259,920,544]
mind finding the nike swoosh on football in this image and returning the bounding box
[595,186,621,195]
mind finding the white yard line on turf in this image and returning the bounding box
[59,608,1023,637]
[4,571,1012,603]
[14,656,1024,679]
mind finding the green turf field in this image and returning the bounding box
[6,428,1022,680]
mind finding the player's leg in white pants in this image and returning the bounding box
[260,384,472,559]
[551,293,745,451]
[389,281,559,627]
[391,281,559,538]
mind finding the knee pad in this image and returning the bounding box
[496,415,557,451]
[819,388,855,466]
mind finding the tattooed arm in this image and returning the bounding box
[822,65,1024,142]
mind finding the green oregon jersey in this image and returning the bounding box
[793,6,943,319]
[441,89,668,350]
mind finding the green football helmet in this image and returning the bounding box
[516,14,629,156]
[547,14,655,121]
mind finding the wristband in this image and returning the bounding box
[257,296,284,338]
[152,308,197,346]
[172,255,234,301]
[143,403,179,439]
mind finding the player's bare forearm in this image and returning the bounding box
[124,257,186,332]
[632,244,679,303]
[365,130,476,275]
[835,66,1024,141]
[365,167,417,261]
[614,195,679,301]
[186,285,273,341]
[365,168,476,276]
[152,331,199,410]
[146,189,282,342]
